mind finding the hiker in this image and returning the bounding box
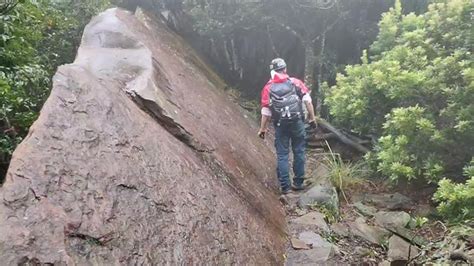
[258,58,317,194]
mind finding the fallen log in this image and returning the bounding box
[307,140,325,149]
[341,129,373,145]
[316,118,370,153]
[306,132,337,141]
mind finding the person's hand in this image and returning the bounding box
[258,128,266,139]
[308,119,317,129]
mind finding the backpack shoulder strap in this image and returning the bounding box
[288,78,306,99]
[287,78,303,98]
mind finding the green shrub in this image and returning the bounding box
[376,105,444,182]
[433,160,474,222]
[325,0,473,183]
[0,0,111,182]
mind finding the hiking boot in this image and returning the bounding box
[291,183,307,191]
[281,187,291,195]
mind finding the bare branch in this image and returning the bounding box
[266,24,279,57]
[311,10,348,43]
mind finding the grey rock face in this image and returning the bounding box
[298,183,339,214]
[298,231,332,248]
[292,211,330,232]
[388,235,420,262]
[357,193,414,211]
[349,218,391,245]
[331,222,351,237]
[353,201,378,217]
[374,211,411,229]
[286,231,334,265]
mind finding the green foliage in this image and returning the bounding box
[414,216,429,228]
[370,0,402,56]
[0,0,110,182]
[433,160,474,222]
[326,0,473,184]
[376,105,444,182]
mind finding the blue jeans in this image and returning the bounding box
[274,119,306,191]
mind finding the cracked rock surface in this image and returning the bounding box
[0,8,285,265]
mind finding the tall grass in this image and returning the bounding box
[323,141,368,202]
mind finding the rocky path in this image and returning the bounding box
[278,152,468,265]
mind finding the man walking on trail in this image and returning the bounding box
[258,58,316,194]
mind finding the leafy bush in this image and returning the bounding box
[376,105,444,182]
[433,160,474,222]
[325,0,473,184]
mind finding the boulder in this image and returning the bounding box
[356,193,414,211]
[349,218,391,245]
[285,249,334,266]
[331,222,351,237]
[374,211,411,229]
[0,8,285,265]
[292,211,330,232]
[353,201,378,217]
[298,183,339,215]
[388,235,420,262]
[291,238,311,250]
[286,231,334,265]
[298,231,332,249]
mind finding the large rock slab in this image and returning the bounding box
[0,8,285,265]
[331,222,351,237]
[298,183,339,214]
[286,231,334,265]
[298,231,332,249]
[353,201,378,217]
[374,211,411,229]
[292,211,330,232]
[354,193,414,211]
[349,218,391,245]
[388,235,420,262]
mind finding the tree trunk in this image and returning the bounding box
[303,40,316,92]
[266,24,279,57]
[223,39,232,70]
[316,30,326,115]
[316,118,370,153]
